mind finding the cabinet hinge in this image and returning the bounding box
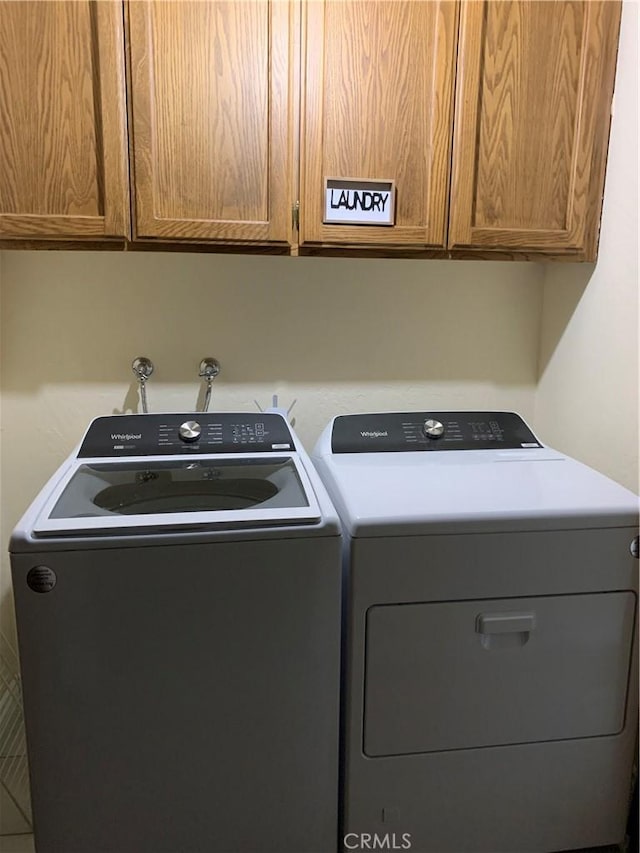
[292,200,300,230]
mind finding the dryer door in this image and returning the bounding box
[364,592,636,756]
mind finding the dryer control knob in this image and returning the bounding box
[423,419,444,439]
[179,421,201,442]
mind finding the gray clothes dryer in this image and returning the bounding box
[11,412,342,853]
[312,411,639,853]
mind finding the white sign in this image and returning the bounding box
[324,178,395,226]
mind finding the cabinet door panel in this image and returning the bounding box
[301,1,457,247]
[449,0,621,259]
[0,1,129,238]
[129,1,293,243]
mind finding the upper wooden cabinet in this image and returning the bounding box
[0,1,129,240]
[0,0,622,260]
[448,0,621,259]
[127,0,295,245]
[299,0,620,260]
[300,1,457,248]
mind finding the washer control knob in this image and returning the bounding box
[179,421,201,442]
[423,419,445,439]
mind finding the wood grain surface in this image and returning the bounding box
[0,1,129,238]
[449,0,621,259]
[128,0,293,242]
[300,0,457,247]
[0,0,620,257]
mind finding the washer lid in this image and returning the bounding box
[32,454,321,536]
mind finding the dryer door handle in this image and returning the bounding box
[476,611,536,635]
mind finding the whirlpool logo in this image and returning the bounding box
[111,433,142,441]
[360,431,388,439]
[344,834,412,850]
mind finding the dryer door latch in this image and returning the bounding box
[476,611,536,650]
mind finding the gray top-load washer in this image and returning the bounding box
[313,411,639,853]
[11,412,342,853]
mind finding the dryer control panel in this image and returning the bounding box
[78,413,296,457]
[331,411,541,453]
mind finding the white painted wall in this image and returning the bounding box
[0,251,544,638]
[535,0,639,493]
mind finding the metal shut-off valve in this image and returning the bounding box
[131,357,154,413]
[198,358,221,412]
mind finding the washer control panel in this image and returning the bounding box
[78,413,295,457]
[331,412,541,453]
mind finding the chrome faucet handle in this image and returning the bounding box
[132,356,154,380]
[199,358,221,381]
[131,357,154,413]
[198,358,221,412]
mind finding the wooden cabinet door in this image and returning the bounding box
[300,1,457,248]
[128,1,294,244]
[0,1,129,240]
[449,1,621,260]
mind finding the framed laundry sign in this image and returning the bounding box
[324,178,396,226]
